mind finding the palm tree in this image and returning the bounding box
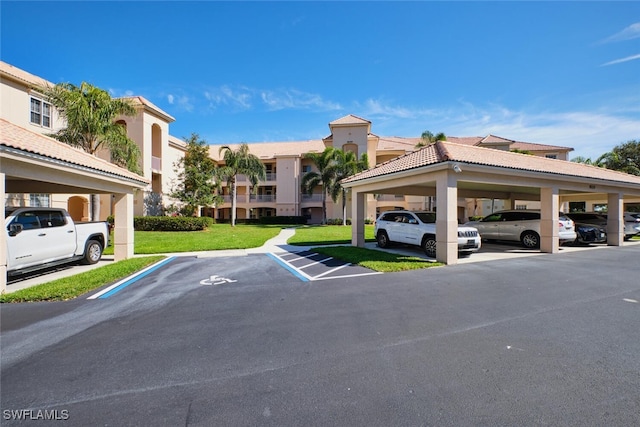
[301,147,338,225]
[218,143,266,226]
[415,130,446,148]
[42,82,141,220]
[328,150,369,225]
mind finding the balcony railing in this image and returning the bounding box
[301,194,323,202]
[221,195,247,203]
[249,194,275,202]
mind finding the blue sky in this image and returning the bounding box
[2,1,639,160]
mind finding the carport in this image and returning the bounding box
[0,119,149,292]
[343,141,640,265]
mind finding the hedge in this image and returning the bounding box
[107,216,214,231]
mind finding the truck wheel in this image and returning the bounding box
[377,231,391,248]
[422,236,437,258]
[82,240,103,265]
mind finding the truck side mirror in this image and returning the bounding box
[8,223,23,236]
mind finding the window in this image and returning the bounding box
[302,165,312,173]
[545,153,558,159]
[29,194,50,207]
[30,97,52,128]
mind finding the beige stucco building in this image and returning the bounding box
[207,114,581,224]
[2,59,638,248]
[0,61,186,220]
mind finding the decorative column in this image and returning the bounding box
[607,192,623,246]
[114,192,134,261]
[351,190,366,247]
[1,172,6,293]
[540,187,559,253]
[436,171,458,265]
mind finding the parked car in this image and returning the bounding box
[567,211,640,240]
[374,210,481,258]
[573,223,607,245]
[5,207,110,276]
[464,210,576,249]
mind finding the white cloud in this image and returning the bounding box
[204,85,253,110]
[167,94,174,104]
[599,22,640,44]
[260,89,341,111]
[601,53,640,66]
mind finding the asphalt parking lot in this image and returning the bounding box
[2,242,639,426]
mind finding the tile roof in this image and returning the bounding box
[0,61,53,88]
[0,119,149,185]
[123,96,175,123]
[342,140,640,186]
[209,139,327,161]
[329,114,371,126]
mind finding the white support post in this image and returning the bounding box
[607,193,624,246]
[1,172,7,293]
[436,171,458,265]
[351,191,366,248]
[540,187,559,253]
[114,192,134,261]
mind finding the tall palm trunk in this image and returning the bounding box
[91,194,100,221]
[231,178,237,227]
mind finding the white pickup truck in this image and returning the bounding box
[5,207,110,276]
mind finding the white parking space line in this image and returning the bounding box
[298,257,333,270]
[268,251,382,282]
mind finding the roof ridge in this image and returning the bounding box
[435,140,452,160]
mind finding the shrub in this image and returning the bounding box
[133,216,214,231]
[259,216,307,225]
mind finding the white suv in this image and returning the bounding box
[374,210,481,258]
[464,210,576,248]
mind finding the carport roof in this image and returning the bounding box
[0,119,149,186]
[341,140,640,186]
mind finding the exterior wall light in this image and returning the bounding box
[452,163,462,173]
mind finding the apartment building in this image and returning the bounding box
[0,61,185,220]
[9,60,628,224]
[206,115,576,223]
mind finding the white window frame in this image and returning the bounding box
[30,96,52,128]
[29,194,50,207]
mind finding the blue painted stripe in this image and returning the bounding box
[99,256,176,298]
[266,253,309,282]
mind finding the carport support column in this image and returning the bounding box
[0,172,6,293]
[114,193,134,261]
[436,172,458,265]
[540,187,559,254]
[351,191,366,247]
[607,193,623,246]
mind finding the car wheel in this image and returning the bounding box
[82,239,103,265]
[422,236,437,258]
[521,231,540,249]
[377,231,391,248]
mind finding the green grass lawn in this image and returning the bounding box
[286,224,376,246]
[104,224,286,254]
[311,245,443,272]
[1,256,165,303]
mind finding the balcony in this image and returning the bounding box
[221,195,247,203]
[301,194,323,202]
[249,194,275,202]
